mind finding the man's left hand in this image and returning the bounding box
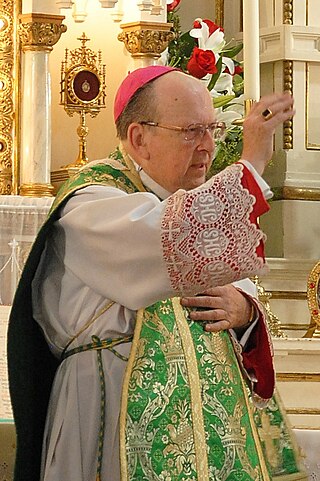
[180,285,253,333]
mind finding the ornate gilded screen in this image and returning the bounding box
[0,0,21,195]
[306,261,320,337]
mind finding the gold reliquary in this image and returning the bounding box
[60,32,106,167]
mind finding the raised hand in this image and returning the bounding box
[241,92,295,175]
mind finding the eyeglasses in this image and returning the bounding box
[139,121,226,142]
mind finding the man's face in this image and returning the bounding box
[137,72,216,192]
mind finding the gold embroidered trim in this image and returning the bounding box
[172,297,210,481]
[239,372,271,481]
[271,390,308,480]
[119,306,145,481]
[119,143,147,193]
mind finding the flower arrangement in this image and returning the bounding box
[165,0,244,175]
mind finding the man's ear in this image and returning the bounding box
[126,123,150,161]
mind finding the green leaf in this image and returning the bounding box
[178,32,196,57]
[221,43,243,58]
[213,94,235,108]
[207,57,223,91]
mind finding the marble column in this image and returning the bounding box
[18,13,67,197]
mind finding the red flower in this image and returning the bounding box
[224,65,243,75]
[193,18,224,35]
[167,0,181,12]
[234,65,243,75]
[187,47,218,79]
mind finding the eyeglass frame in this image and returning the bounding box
[139,120,226,142]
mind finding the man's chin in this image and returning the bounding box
[184,177,207,191]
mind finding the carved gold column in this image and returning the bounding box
[18,14,67,197]
[118,21,174,67]
[0,0,19,195]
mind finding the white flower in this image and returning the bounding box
[215,95,245,128]
[190,19,225,52]
[212,72,234,96]
[190,19,235,75]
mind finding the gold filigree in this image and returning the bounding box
[0,133,13,168]
[60,33,106,168]
[0,170,12,194]
[118,21,174,58]
[19,14,67,51]
[69,35,99,68]
[304,261,320,338]
[0,0,17,194]
[252,277,286,338]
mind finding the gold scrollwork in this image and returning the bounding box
[305,261,320,338]
[0,0,16,195]
[118,22,174,59]
[19,14,67,51]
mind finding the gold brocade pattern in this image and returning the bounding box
[172,298,209,480]
[43,151,305,481]
[120,299,273,481]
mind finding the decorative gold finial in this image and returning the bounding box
[78,32,90,47]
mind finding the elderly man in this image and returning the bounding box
[8,66,305,481]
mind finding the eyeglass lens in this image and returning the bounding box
[184,124,225,141]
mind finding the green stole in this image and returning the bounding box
[10,149,306,481]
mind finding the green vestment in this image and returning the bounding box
[8,153,307,481]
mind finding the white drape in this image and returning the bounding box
[0,195,53,305]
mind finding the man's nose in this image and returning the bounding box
[199,127,215,151]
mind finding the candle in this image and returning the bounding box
[243,0,260,101]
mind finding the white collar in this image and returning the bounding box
[131,160,171,200]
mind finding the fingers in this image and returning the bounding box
[188,307,226,322]
[250,92,295,125]
[204,320,231,333]
[181,284,252,332]
[241,92,295,175]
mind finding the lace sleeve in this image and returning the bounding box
[161,162,269,295]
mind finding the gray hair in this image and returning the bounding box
[115,82,159,140]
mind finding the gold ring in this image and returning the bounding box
[262,108,273,121]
